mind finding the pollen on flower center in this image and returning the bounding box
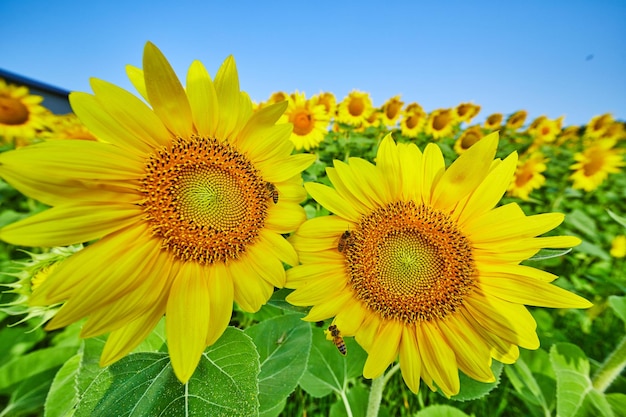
[345,201,475,324]
[141,136,269,264]
[0,96,29,125]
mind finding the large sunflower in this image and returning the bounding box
[0,78,49,144]
[569,139,625,191]
[0,42,314,383]
[285,132,590,397]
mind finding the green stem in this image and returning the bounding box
[592,333,626,393]
[366,364,400,417]
[339,389,353,417]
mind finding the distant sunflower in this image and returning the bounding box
[556,126,582,146]
[425,108,456,140]
[310,91,337,119]
[569,139,625,191]
[380,95,404,127]
[400,103,426,138]
[585,113,613,139]
[0,78,49,144]
[532,118,561,143]
[362,109,383,129]
[0,42,314,384]
[47,113,97,141]
[454,125,484,154]
[505,110,527,131]
[483,113,503,130]
[507,153,548,200]
[286,132,589,397]
[336,90,373,127]
[454,102,481,124]
[284,91,330,150]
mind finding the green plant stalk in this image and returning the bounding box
[366,364,400,417]
[592,333,626,393]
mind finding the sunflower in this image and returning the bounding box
[0,42,314,384]
[310,91,337,119]
[336,90,373,127]
[507,153,548,200]
[424,108,456,140]
[483,113,503,130]
[0,78,49,145]
[284,91,330,151]
[454,125,484,154]
[556,125,582,146]
[569,139,625,191]
[46,113,97,141]
[505,110,527,131]
[380,95,404,127]
[610,235,626,258]
[454,102,481,124]
[285,132,590,397]
[585,113,614,139]
[400,103,426,138]
[531,117,561,144]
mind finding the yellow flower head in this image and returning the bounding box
[556,125,582,146]
[336,90,373,127]
[585,113,614,139]
[47,113,98,141]
[310,91,337,118]
[284,91,330,151]
[507,153,548,200]
[532,118,561,143]
[454,102,481,124]
[610,235,626,258]
[569,139,626,191]
[0,78,49,144]
[484,113,503,130]
[505,110,528,131]
[0,42,315,384]
[380,95,404,127]
[400,103,426,138]
[454,125,484,154]
[286,132,589,397]
[425,108,456,140]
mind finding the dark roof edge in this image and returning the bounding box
[0,68,70,96]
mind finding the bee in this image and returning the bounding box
[337,230,352,253]
[328,324,347,356]
[265,182,278,204]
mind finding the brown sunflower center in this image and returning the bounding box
[344,201,475,324]
[583,150,604,176]
[461,132,481,149]
[0,96,30,125]
[292,110,314,135]
[348,98,365,116]
[140,136,269,264]
[386,101,402,120]
[432,112,451,131]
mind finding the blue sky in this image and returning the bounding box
[1,0,625,126]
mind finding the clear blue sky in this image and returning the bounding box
[1,0,625,126]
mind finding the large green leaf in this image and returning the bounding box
[244,313,311,417]
[299,326,367,398]
[415,404,471,417]
[504,348,554,415]
[608,296,626,325]
[452,360,502,401]
[44,354,81,417]
[74,327,260,417]
[0,368,59,417]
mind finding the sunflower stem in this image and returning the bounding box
[592,333,626,393]
[366,374,385,417]
[339,389,354,417]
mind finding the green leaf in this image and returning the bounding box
[244,313,311,417]
[75,327,260,417]
[0,368,58,417]
[451,360,502,401]
[504,348,554,414]
[415,404,471,417]
[608,296,626,325]
[0,326,45,367]
[550,343,594,417]
[607,210,626,229]
[299,326,367,398]
[0,345,77,392]
[44,354,81,417]
[266,288,310,315]
[606,393,626,417]
[566,209,599,239]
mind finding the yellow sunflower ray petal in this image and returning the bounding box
[398,143,422,202]
[245,241,288,288]
[416,323,460,398]
[90,78,172,148]
[333,299,367,336]
[125,65,147,101]
[376,133,401,198]
[348,157,390,204]
[238,102,291,160]
[186,60,219,137]
[399,326,422,394]
[143,42,194,138]
[213,56,240,141]
[305,182,361,221]
[431,131,498,211]
[478,276,592,308]
[229,259,274,313]
[363,320,402,379]
[333,160,382,210]
[468,211,565,242]
[420,143,445,205]
[303,290,353,322]
[256,229,298,267]
[205,261,234,346]
[265,202,308,234]
[287,268,348,305]
[258,153,316,183]
[326,167,371,215]
[0,202,142,247]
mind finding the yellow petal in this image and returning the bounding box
[420,143,445,205]
[205,261,234,346]
[186,60,218,137]
[166,261,211,384]
[143,42,194,138]
[265,201,308,234]
[363,320,402,379]
[416,322,459,397]
[258,153,316,183]
[228,259,274,313]
[431,131,498,211]
[376,133,401,198]
[213,56,241,141]
[245,240,288,288]
[125,65,147,101]
[399,326,422,394]
[305,182,361,221]
[257,229,299,266]
[398,142,423,202]
[333,299,367,336]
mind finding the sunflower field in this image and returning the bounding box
[0,43,625,417]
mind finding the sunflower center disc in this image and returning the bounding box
[292,110,314,135]
[0,96,30,125]
[345,201,475,324]
[141,136,269,264]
